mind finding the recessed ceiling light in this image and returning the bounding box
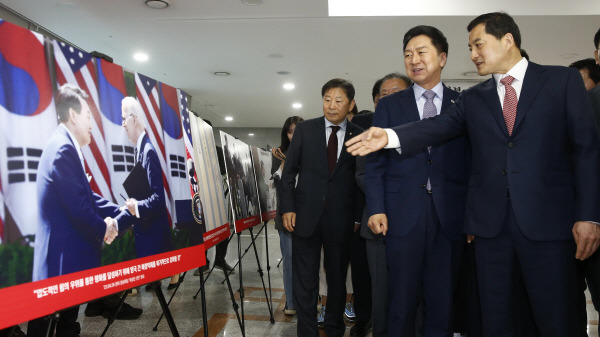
[268,54,284,58]
[292,103,302,109]
[214,71,231,76]
[224,116,234,121]
[133,52,149,62]
[283,83,295,91]
[242,0,263,4]
[144,0,170,9]
[277,71,290,75]
[463,71,479,77]
[248,133,255,136]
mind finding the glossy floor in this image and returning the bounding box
[18,221,600,336]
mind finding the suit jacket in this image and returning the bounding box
[393,62,600,240]
[33,125,125,281]
[125,134,173,258]
[366,85,470,240]
[280,117,363,240]
[589,85,600,136]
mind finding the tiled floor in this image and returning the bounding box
[18,221,600,336]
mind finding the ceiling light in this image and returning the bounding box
[277,71,290,75]
[133,52,149,62]
[248,133,255,136]
[224,116,234,122]
[214,71,230,76]
[144,0,170,9]
[283,83,295,91]
[292,103,302,109]
[242,0,263,4]
[560,53,578,59]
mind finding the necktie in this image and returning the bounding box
[422,90,437,153]
[327,125,341,174]
[500,75,517,135]
[422,90,437,192]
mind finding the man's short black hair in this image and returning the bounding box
[467,12,521,50]
[322,78,355,101]
[380,72,413,90]
[56,84,89,123]
[594,27,600,49]
[403,25,449,55]
[372,78,384,102]
[569,58,600,85]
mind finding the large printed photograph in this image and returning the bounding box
[0,20,207,327]
[220,131,261,232]
[250,146,277,222]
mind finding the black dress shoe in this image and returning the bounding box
[214,260,235,273]
[350,320,371,337]
[102,303,143,320]
[167,275,184,290]
[84,300,104,317]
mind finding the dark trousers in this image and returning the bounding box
[474,204,580,337]
[386,195,462,337]
[366,239,388,337]
[27,306,80,337]
[292,214,352,337]
[350,228,372,323]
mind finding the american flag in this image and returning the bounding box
[179,89,196,196]
[53,41,114,201]
[134,72,173,226]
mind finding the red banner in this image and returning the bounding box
[0,244,205,329]
[234,214,261,233]
[202,224,231,249]
[261,210,277,222]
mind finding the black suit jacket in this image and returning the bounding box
[280,117,363,240]
[393,63,600,240]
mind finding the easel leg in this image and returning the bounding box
[101,292,128,337]
[248,226,274,322]
[153,282,180,337]
[263,221,275,324]
[237,232,246,337]
[153,271,187,331]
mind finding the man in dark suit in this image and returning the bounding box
[353,73,411,337]
[280,78,363,337]
[121,97,173,258]
[30,84,124,337]
[366,26,469,337]
[347,12,600,337]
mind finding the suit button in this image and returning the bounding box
[508,142,514,148]
[427,160,432,164]
[501,169,507,175]
[420,184,426,188]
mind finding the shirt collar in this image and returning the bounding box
[413,81,444,101]
[136,131,146,152]
[324,116,347,131]
[493,57,528,86]
[60,123,84,167]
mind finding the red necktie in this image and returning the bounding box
[327,125,340,174]
[500,75,517,135]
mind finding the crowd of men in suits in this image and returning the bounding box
[280,11,600,337]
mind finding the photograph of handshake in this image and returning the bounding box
[104,217,118,244]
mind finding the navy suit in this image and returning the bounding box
[366,85,469,336]
[392,62,600,336]
[280,116,362,337]
[126,134,172,258]
[33,125,125,281]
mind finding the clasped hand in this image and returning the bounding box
[104,217,118,244]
